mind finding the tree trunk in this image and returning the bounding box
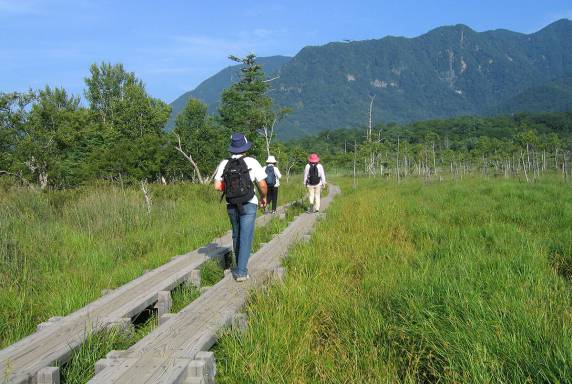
[396,137,401,183]
[39,172,48,190]
[141,180,152,214]
[174,133,206,184]
[367,95,375,142]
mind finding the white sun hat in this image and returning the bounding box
[266,155,277,163]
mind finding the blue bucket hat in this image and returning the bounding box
[228,132,252,154]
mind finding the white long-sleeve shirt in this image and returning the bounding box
[303,163,326,186]
[263,165,282,187]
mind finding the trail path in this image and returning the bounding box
[1,186,340,384]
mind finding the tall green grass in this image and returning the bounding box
[0,180,305,348]
[59,190,306,384]
[215,177,572,383]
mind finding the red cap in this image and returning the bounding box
[308,153,320,163]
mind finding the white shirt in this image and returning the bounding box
[214,155,267,205]
[263,165,282,187]
[303,163,326,186]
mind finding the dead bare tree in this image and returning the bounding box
[396,137,401,183]
[367,95,375,142]
[261,107,291,158]
[353,140,358,189]
[262,76,280,83]
[521,153,530,183]
[173,133,208,184]
[262,118,278,158]
[24,156,48,189]
[286,160,297,183]
[140,180,152,214]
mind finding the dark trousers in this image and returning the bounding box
[267,186,278,212]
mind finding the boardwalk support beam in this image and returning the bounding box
[155,290,172,317]
[184,351,215,384]
[37,367,60,384]
[189,269,201,287]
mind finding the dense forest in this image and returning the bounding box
[1,55,572,190]
[0,56,278,189]
[289,111,572,181]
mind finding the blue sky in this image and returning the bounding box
[1,0,571,103]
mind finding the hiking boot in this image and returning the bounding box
[235,274,250,282]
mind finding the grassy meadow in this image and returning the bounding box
[0,180,305,349]
[215,177,572,383]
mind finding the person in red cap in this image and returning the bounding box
[303,153,327,213]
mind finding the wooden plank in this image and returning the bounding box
[88,186,340,384]
[0,201,294,384]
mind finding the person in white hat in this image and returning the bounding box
[263,155,282,214]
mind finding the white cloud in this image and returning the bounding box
[166,28,287,59]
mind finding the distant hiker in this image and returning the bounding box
[264,155,282,214]
[214,133,268,282]
[304,153,327,213]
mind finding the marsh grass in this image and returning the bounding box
[215,177,572,383]
[0,180,304,348]
[58,187,307,383]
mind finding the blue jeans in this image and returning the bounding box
[227,202,257,277]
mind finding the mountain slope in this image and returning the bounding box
[491,75,572,114]
[166,55,291,131]
[168,19,572,139]
[270,19,572,138]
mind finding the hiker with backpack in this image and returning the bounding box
[263,155,282,214]
[214,133,268,282]
[304,153,327,213]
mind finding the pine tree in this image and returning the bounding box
[218,54,273,157]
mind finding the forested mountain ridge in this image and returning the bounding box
[169,19,572,139]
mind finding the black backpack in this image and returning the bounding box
[222,157,255,210]
[307,163,321,185]
[265,165,276,187]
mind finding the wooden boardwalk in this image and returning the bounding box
[0,202,294,384]
[89,185,340,384]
